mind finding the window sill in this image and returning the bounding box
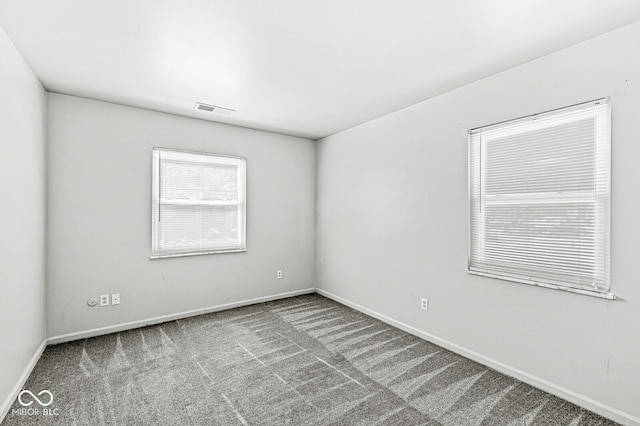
[150,248,247,259]
[467,270,615,300]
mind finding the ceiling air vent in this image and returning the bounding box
[194,102,234,115]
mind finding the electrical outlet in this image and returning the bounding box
[421,298,429,311]
[111,293,120,305]
[277,270,283,279]
[87,297,98,307]
[100,294,110,307]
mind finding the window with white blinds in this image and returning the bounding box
[468,99,612,298]
[151,148,246,258]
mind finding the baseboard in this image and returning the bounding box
[48,288,316,345]
[316,288,640,426]
[0,339,47,424]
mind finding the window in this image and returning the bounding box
[468,99,612,298]
[151,148,246,258]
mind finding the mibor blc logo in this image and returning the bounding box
[19,390,53,406]
[11,390,60,417]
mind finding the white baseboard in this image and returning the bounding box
[48,288,316,345]
[316,288,639,426]
[0,339,47,424]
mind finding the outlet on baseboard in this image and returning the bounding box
[421,298,429,311]
[277,270,283,279]
[111,293,120,305]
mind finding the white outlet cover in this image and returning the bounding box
[111,293,120,305]
[87,297,98,307]
[421,298,429,310]
[100,294,109,306]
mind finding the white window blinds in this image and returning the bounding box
[152,148,246,258]
[468,99,611,298]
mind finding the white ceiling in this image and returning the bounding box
[1,1,640,140]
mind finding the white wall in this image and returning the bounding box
[316,22,640,422]
[47,94,315,337]
[0,27,47,416]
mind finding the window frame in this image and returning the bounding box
[467,99,613,299]
[151,147,247,259]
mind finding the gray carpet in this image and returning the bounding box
[2,294,618,425]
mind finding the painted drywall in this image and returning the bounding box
[47,94,315,337]
[316,21,640,421]
[0,26,47,416]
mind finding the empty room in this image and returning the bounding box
[1,1,639,425]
